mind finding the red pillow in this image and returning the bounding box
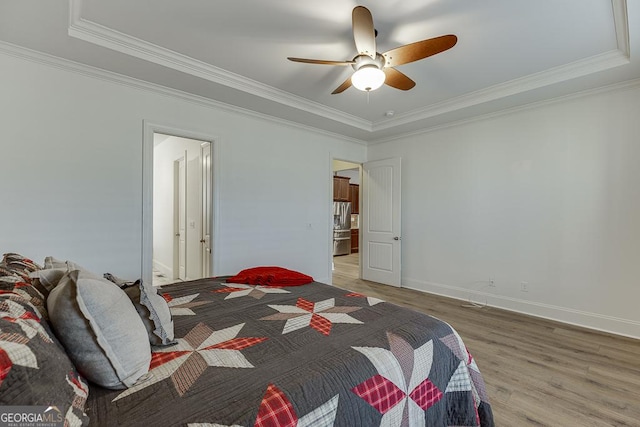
[226,266,313,287]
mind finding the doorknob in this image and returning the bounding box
[200,239,205,243]
[175,233,180,237]
[393,236,401,241]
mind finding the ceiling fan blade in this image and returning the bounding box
[352,6,376,59]
[383,68,416,91]
[287,57,355,66]
[382,35,457,67]
[331,76,352,94]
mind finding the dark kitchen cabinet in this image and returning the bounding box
[333,176,350,201]
[349,184,359,214]
[350,229,359,253]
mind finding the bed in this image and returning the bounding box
[0,254,494,426]
[87,276,494,426]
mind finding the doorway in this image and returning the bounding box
[331,157,403,288]
[143,128,215,287]
[331,160,361,283]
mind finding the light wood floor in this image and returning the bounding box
[332,253,640,426]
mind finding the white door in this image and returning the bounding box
[362,157,402,287]
[174,153,187,280]
[200,142,212,277]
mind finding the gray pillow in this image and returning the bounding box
[29,268,66,293]
[47,269,151,390]
[43,256,67,269]
[30,259,88,294]
[121,279,175,346]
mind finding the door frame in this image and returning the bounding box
[173,152,187,280]
[142,121,220,286]
[200,141,213,278]
[328,155,363,284]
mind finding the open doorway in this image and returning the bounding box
[332,159,361,283]
[151,133,213,286]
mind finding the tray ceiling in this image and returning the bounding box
[0,0,638,142]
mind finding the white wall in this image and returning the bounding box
[0,51,366,283]
[153,135,204,279]
[368,84,640,338]
[334,168,360,185]
[4,47,637,337]
[333,159,360,185]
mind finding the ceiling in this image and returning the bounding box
[1,0,638,143]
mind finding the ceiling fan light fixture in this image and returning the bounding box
[287,6,456,95]
[351,65,385,92]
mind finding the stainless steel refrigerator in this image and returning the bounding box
[333,201,351,256]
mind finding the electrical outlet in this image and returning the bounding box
[489,277,495,287]
[521,281,529,292]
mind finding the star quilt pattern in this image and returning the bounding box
[85,276,494,426]
[213,283,291,300]
[260,297,363,336]
[0,282,89,425]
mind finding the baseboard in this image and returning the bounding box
[152,259,173,279]
[403,277,640,340]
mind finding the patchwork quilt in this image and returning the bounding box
[86,277,494,426]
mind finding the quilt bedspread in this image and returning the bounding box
[86,277,494,426]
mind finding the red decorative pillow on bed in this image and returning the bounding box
[226,266,313,287]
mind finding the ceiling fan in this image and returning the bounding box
[288,6,457,94]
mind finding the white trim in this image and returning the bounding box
[373,0,630,133]
[370,77,640,145]
[141,123,154,286]
[67,0,631,137]
[152,259,172,279]
[612,0,630,58]
[328,156,365,285]
[327,153,335,285]
[67,0,370,132]
[200,141,213,278]
[403,277,640,340]
[142,121,221,286]
[372,49,630,133]
[210,140,221,279]
[1,2,632,143]
[0,40,367,147]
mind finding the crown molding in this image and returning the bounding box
[373,48,630,132]
[375,0,630,132]
[369,77,640,145]
[612,0,630,58]
[67,0,630,138]
[0,40,368,146]
[372,0,631,135]
[67,0,372,132]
